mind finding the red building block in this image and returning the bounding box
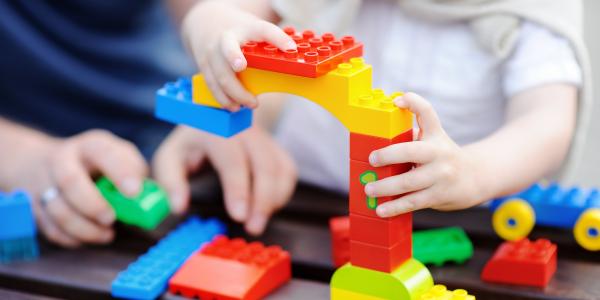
[330,216,350,267]
[350,129,413,162]
[350,213,412,247]
[349,159,412,218]
[242,27,363,78]
[169,236,291,300]
[350,238,412,273]
[481,238,557,287]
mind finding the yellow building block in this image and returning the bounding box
[331,288,387,300]
[419,285,475,300]
[330,259,433,300]
[192,58,412,139]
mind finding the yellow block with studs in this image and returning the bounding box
[420,284,475,300]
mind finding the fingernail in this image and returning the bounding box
[170,191,186,214]
[369,152,378,166]
[246,215,267,236]
[121,178,141,197]
[376,206,389,218]
[231,200,248,221]
[232,58,244,71]
[365,184,375,197]
[99,210,115,226]
[285,41,297,50]
[394,97,406,107]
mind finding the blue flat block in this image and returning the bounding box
[111,216,226,300]
[0,236,39,264]
[155,78,252,138]
[0,190,36,240]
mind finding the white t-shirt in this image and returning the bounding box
[274,0,582,193]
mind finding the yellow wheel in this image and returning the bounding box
[492,198,535,241]
[574,208,600,251]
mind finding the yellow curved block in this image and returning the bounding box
[419,285,475,300]
[331,288,386,300]
[193,58,413,138]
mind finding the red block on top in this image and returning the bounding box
[242,27,363,78]
[481,238,557,287]
[330,216,350,267]
[169,236,291,300]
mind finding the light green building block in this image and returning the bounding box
[413,227,473,266]
[331,259,433,300]
[96,177,170,230]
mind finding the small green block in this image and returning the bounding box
[413,227,473,266]
[96,177,170,230]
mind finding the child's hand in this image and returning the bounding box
[182,1,296,110]
[19,130,147,248]
[152,126,297,235]
[365,93,483,218]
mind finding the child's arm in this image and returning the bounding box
[365,83,577,217]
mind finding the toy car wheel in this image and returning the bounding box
[492,198,535,241]
[574,208,600,251]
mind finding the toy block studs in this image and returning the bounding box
[0,190,38,264]
[481,238,557,287]
[169,236,291,300]
[419,284,475,300]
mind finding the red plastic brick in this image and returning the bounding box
[169,236,291,300]
[242,27,363,78]
[481,238,557,287]
[350,213,412,247]
[330,216,350,267]
[350,129,413,162]
[350,238,412,273]
[349,159,412,218]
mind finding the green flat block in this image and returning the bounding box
[96,177,170,230]
[413,227,473,266]
[331,259,433,300]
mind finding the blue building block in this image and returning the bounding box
[111,216,226,300]
[491,183,600,229]
[0,190,39,263]
[155,78,252,138]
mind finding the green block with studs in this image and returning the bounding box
[413,227,473,266]
[96,177,170,230]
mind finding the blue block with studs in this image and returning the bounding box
[111,216,226,299]
[155,77,252,138]
[0,190,39,263]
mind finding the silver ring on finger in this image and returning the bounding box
[41,187,60,208]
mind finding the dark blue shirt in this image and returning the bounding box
[0,1,194,158]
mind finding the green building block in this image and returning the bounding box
[331,259,433,300]
[96,177,170,230]
[413,227,473,266]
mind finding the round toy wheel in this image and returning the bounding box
[574,208,600,251]
[492,198,535,241]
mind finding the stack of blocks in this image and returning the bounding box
[0,190,38,263]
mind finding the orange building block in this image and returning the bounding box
[350,213,412,247]
[349,159,412,218]
[350,129,413,162]
[330,216,350,267]
[169,236,291,300]
[350,238,412,273]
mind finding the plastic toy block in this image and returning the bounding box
[413,227,473,266]
[481,238,557,287]
[350,129,413,162]
[0,190,39,264]
[350,213,412,247]
[350,239,411,273]
[419,284,475,300]
[330,216,351,267]
[169,236,291,300]
[241,27,363,78]
[111,216,225,300]
[331,260,433,300]
[156,77,252,137]
[193,58,413,139]
[350,159,412,217]
[96,177,170,230]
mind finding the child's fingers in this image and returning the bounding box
[365,165,435,198]
[34,201,81,248]
[243,20,296,51]
[369,141,436,167]
[394,92,443,137]
[151,139,194,215]
[200,60,239,110]
[221,30,247,72]
[210,43,257,107]
[376,189,435,217]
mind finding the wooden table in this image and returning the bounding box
[0,178,599,300]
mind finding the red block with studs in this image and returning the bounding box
[481,238,557,287]
[241,27,363,78]
[350,213,412,247]
[330,216,350,267]
[169,236,291,300]
[350,129,413,162]
[350,238,412,273]
[349,159,412,218]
